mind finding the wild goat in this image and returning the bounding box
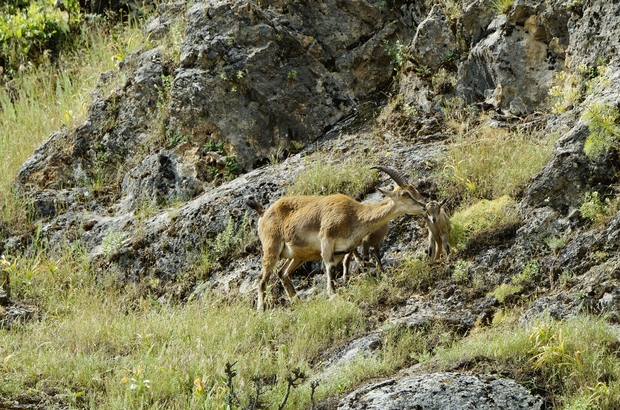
[342,223,389,281]
[246,166,427,311]
[417,198,451,260]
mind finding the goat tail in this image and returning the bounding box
[246,199,265,216]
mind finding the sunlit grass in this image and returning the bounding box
[0,16,155,231]
[450,195,520,250]
[439,123,557,204]
[430,312,620,409]
[0,244,371,409]
[287,156,376,198]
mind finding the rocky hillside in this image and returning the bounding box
[3,0,620,408]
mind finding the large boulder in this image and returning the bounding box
[456,0,570,113]
[168,0,405,170]
[337,372,542,409]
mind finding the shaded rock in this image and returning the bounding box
[170,0,405,171]
[457,14,555,112]
[390,288,498,333]
[458,0,495,48]
[566,0,620,70]
[523,121,619,213]
[410,5,456,71]
[0,301,37,329]
[337,372,542,409]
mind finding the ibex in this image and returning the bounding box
[342,223,389,281]
[246,166,427,311]
[417,198,451,260]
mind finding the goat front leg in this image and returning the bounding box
[427,231,437,260]
[321,238,338,295]
[373,248,384,276]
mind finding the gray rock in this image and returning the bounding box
[337,372,542,409]
[410,5,456,70]
[456,15,555,112]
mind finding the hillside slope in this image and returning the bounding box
[3,0,620,408]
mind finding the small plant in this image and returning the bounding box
[167,130,189,147]
[224,156,240,180]
[580,191,619,225]
[582,102,620,159]
[548,62,609,114]
[203,140,225,153]
[414,64,432,78]
[511,259,540,286]
[383,39,411,73]
[212,212,255,260]
[589,250,608,264]
[558,270,575,288]
[486,0,514,13]
[431,67,456,95]
[488,283,522,303]
[452,260,471,283]
[102,230,124,257]
[545,236,566,255]
[287,69,298,80]
[121,366,152,397]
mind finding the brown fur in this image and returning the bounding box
[342,223,389,281]
[247,184,425,311]
[423,200,451,260]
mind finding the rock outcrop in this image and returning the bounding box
[337,372,542,410]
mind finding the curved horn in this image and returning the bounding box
[370,166,409,187]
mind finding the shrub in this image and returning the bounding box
[0,0,82,75]
[580,191,620,225]
[488,283,522,303]
[582,102,620,159]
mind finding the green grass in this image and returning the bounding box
[0,17,152,229]
[439,124,557,204]
[0,244,372,408]
[487,0,514,13]
[450,195,520,251]
[430,313,620,409]
[286,157,376,198]
[0,242,458,409]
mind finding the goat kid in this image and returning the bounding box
[342,223,389,281]
[246,166,426,311]
[417,198,451,260]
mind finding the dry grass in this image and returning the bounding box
[439,122,557,204]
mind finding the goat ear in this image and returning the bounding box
[378,187,396,199]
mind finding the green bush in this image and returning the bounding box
[579,191,620,225]
[0,0,82,75]
[583,102,620,159]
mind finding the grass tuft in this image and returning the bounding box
[439,124,557,204]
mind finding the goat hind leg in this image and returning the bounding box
[279,259,301,302]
